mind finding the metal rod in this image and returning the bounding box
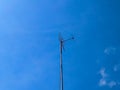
[60,40,63,90]
[59,34,74,90]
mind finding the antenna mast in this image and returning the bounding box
[59,33,74,90]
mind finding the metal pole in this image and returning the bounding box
[59,34,74,90]
[60,40,63,90]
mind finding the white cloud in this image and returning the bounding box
[99,78,107,86]
[99,68,107,78]
[98,68,119,88]
[99,68,107,87]
[104,47,116,55]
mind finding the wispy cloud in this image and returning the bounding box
[113,64,120,72]
[104,47,116,55]
[98,68,119,88]
[108,81,117,88]
[99,68,107,78]
[99,78,107,86]
[98,68,107,86]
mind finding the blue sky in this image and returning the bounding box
[0,0,120,90]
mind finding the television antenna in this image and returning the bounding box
[59,33,74,90]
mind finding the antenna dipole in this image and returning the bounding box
[59,33,74,90]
